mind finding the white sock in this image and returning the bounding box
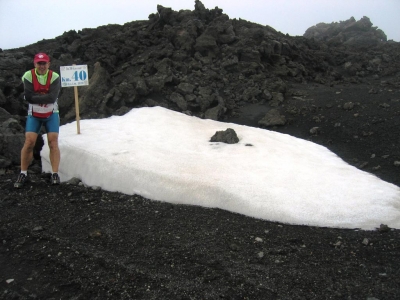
[21,170,27,175]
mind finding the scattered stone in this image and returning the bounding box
[343,102,354,110]
[66,177,81,185]
[89,230,102,238]
[333,241,342,247]
[379,103,390,108]
[378,224,390,232]
[258,109,286,127]
[310,127,320,135]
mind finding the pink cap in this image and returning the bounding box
[34,53,50,63]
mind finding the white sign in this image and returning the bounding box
[60,65,89,87]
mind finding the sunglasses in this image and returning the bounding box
[36,62,48,65]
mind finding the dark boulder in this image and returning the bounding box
[210,128,239,144]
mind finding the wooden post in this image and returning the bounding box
[73,64,81,134]
[74,86,81,134]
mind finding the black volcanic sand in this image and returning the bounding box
[1,81,400,299]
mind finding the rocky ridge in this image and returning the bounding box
[304,16,388,47]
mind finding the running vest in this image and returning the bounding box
[32,69,53,94]
[29,69,57,118]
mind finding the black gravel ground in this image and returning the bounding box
[1,80,400,299]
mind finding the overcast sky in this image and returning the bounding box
[1,0,399,50]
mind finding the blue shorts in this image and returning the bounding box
[26,113,60,134]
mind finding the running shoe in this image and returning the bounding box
[51,173,61,185]
[14,173,28,188]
